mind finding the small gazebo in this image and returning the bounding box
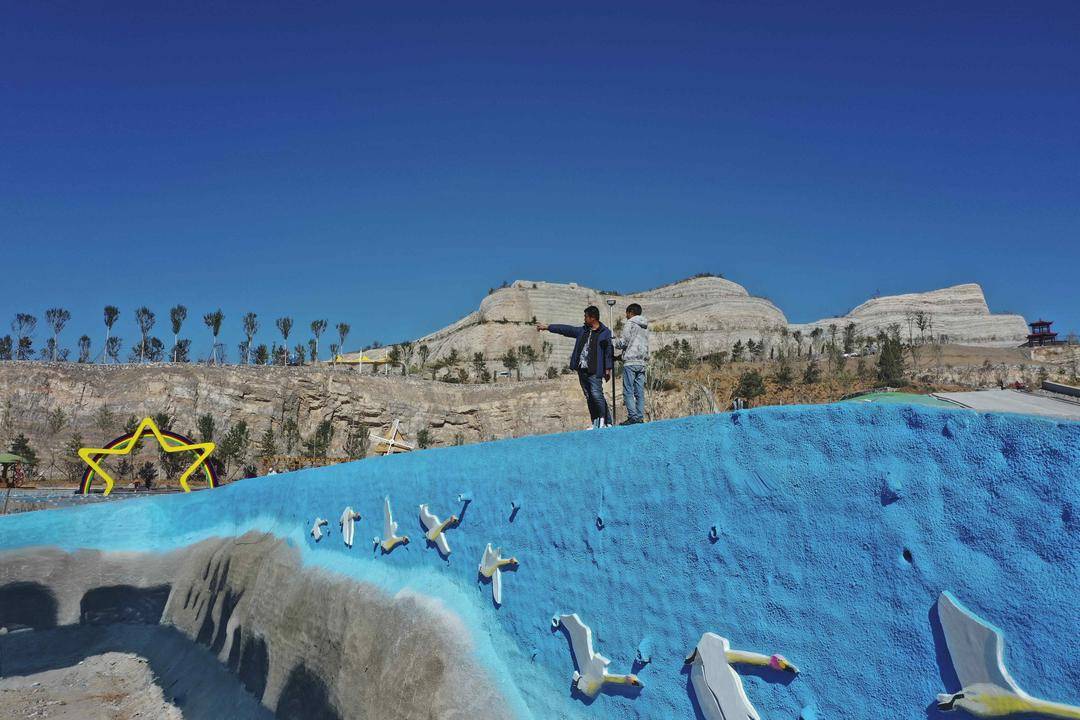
[0,452,29,485]
[1026,319,1060,347]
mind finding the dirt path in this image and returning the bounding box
[0,650,181,720]
[0,626,272,720]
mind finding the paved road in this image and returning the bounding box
[934,390,1080,421]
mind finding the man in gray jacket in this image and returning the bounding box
[614,303,649,424]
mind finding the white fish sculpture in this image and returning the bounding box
[418,504,458,556]
[556,613,642,698]
[935,592,1080,718]
[310,517,329,542]
[339,507,361,548]
[478,544,518,605]
[377,497,409,553]
[685,632,799,720]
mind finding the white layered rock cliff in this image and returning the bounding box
[355,277,1027,368]
[792,283,1028,347]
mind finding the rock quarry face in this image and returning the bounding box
[790,283,1028,347]
[0,362,585,474]
[348,277,1028,368]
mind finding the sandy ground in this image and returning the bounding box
[0,650,181,720]
[0,626,271,720]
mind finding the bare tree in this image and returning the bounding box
[400,341,415,376]
[170,305,187,362]
[518,344,538,377]
[241,312,258,365]
[44,308,71,361]
[334,322,350,366]
[276,317,293,365]
[915,311,930,344]
[203,309,224,364]
[134,307,155,363]
[102,306,119,362]
[310,319,327,362]
[11,313,36,360]
[387,345,402,374]
[904,311,922,369]
[105,336,122,363]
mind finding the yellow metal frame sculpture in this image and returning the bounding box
[78,417,216,496]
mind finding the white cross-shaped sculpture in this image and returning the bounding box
[371,419,416,456]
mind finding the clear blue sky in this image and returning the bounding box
[2,1,1077,356]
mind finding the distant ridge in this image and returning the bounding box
[345,276,1027,367]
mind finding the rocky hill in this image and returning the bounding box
[790,283,1028,346]
[347,277,1027,370]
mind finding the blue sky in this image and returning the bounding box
[2,1,1077,356]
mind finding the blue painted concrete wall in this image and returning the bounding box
[2,404,1078,719]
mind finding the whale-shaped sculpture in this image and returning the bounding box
[418,504,458,556]
[556,613,642,698]
[377,497,409,553]
[478,543,517,605]
[339,507,361,548]
[310,517,329,542]
[685,632,799,720]
[935,592,1080,718]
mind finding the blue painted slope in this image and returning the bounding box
[1,404,1078,719]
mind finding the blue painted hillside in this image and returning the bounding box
[2,404,1078,719]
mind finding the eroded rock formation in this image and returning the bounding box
[347,277,1027,369]
[0,534,514,719]
[792,283,1028,347]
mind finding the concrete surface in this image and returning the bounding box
[0,650,183,720]
[934,389,1080,420]
[0,404,1077,719]
[0,625,271,720]
[0,535,515,720]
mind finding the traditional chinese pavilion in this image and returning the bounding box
[1026,319,1060,347]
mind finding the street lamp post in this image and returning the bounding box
[606,298,617,426]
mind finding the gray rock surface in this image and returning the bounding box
[0,534,514,720]
[0,648,186,720]
[0,362,585,477]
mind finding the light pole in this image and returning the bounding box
[605,298,617,426]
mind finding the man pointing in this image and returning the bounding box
[537,305,613,429]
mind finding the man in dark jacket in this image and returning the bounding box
[537,306,613,429]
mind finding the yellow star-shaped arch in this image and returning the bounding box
[78,417,216,496]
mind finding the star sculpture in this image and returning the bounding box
[78,416,216,495]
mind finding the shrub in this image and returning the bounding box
[734,370,766,400]
[772,361,794,387]
[877,333,906,385]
